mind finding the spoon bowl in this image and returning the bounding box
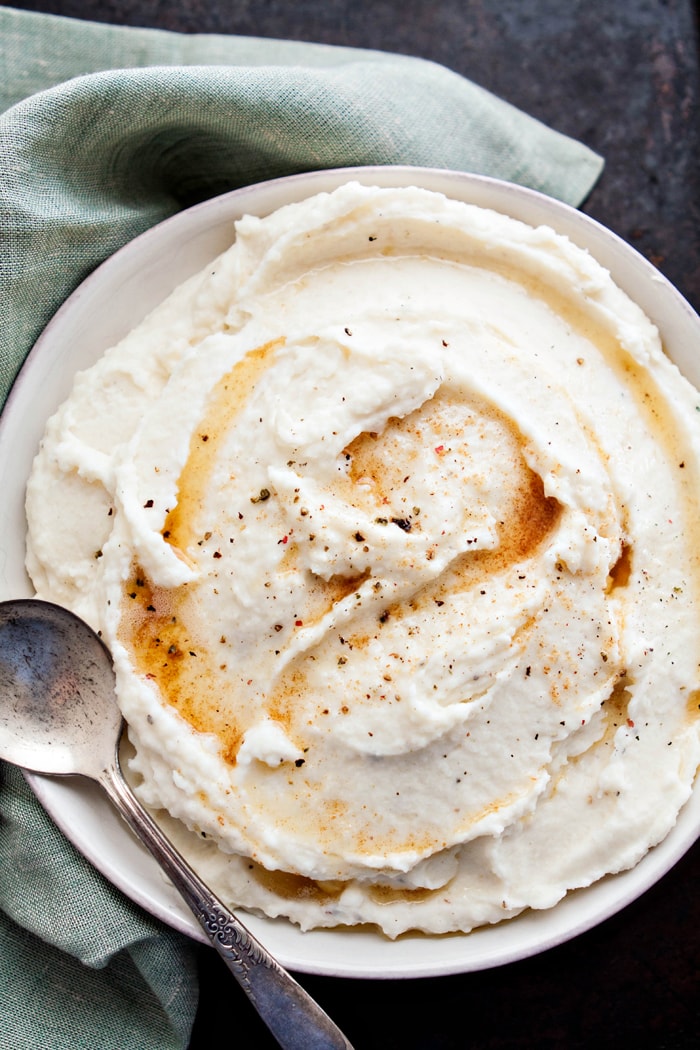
[0,599,121,777]
[0,598,354,1050]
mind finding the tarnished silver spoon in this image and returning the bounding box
[0,598,354,1050]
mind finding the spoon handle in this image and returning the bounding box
[100,760,354,1050]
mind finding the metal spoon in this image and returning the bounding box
[0,598,354,1050]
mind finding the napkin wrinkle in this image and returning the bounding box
[128,935,200,1046]
[2,59,604,210]
[0,6,413,114]
[0,909,196,1050]
[0,766,193,969]
[0,767,198,1048]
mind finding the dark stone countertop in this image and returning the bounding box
[7,3,700,1048]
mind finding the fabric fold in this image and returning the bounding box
[0,765,198,1049]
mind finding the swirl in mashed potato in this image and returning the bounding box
[26,183,700,936]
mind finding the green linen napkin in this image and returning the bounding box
[0,6,604,1049]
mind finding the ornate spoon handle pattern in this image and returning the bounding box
[104,753,354,1050]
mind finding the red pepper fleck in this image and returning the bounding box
[295,619,303,626]
[434,445,444,454]
[627,718,635,728]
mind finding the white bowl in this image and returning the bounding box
[1,166,699,978]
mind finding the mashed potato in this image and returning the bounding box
[25,183,700,936]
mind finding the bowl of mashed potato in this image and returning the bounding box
[1,166,699,978]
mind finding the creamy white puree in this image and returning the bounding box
[26,183,700,936]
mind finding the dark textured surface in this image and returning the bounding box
[7,3,700,1048]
